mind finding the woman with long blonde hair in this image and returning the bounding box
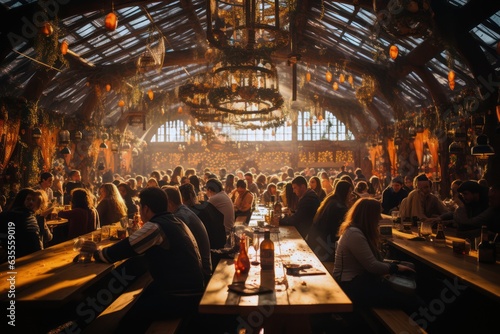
[96,183,128,226]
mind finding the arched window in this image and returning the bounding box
[150,120,191,142]
[298,110,354,141]
[151,111,353,143]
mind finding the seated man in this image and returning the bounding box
[278,176,320,239]
[231,179,254,223]
[206,178,235,234]
[179,183,226,249]
[399,173,448,221]
[85,187,205,332]
[381,176,408,214]
[454,182,500,238]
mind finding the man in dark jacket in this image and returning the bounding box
[381,177,408,214]
[85,187,204,332]
[279,176,320,238]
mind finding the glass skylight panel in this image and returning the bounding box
[471,24,500,45]
[75,23,96,38]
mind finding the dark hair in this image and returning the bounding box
[71,188,93,210]
[236,179,247,189]
[356,181,368,193]
[291,175,308,187]
[189,175,201,192]
[139,187,168,214]
[179,183,198,206]
[118,182,135,198]
[206,178,223,193]
[163,185,182,206]
[8,188,36,211]
[40,172,53,182]
[313,180,352,224]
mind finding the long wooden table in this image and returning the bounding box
[0,231,119,308]
[199,224,352,332]
[386,228,500,302]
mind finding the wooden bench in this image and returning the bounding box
[82,272,154,333]
[370,308,427,334]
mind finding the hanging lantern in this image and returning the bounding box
[59,130,70,145]
[325,70,332,83]
[306,71,311,82]
[448,70,455,82]
[118,100,125,107]
[178,106,183,114]
[74,131,83,142]
[41,22,53,36]
[333,82,339,91]
[147,89,154,100]
[60,40,68,55]
[318,114,323,121]
[105,84,111,92]
[389,45,399,60]
[339,73,345,84]
[449,80,455,90]
[105,12,118,31]
[60,146,71,155]
[348,75,354,86]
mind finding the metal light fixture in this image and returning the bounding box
[99,142,108,149]
[471,134,495,157]
[32,127,42,140]
[448,141,463,154]
[60,146,71,155]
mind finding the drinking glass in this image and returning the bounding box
[251,232,260,265]
[391,211,400,230]
[419,222,433,240]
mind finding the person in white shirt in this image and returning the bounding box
[206,178,235,234]
[34,172,54,203]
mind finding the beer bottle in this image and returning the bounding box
[235,235,250,274]
[260,230,275,270]
[478,226,495,264]
[434,222,446,247]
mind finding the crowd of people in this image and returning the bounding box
[1,163,499,331]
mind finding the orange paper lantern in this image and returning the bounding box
[333,82,339,91]
[41,22,53,36]
[448,70,455,82]
[147,89,154,100]
[118,100,125,107]
[325,70,332,83]
[105,12,118,31]
[348,75,354,86]
[306,72,311,82]
[449,80,455,90]
[339,73,345,83]
[178,106,183,114]
[389,45,398,60]
[60,40,68,55]
[105,84,111,92]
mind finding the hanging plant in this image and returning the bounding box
[33,19,68,70]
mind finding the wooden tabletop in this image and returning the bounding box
[199,225,352,315]
[0,232,118,307]
[387,228,500,302]
[46,218,69,227]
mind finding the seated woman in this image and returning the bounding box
[261,182,279,205]
[309,176,327,202]
[0,188,45,259]
[33,190,53,246]
[306,180,352,262]
[96,183,128,226]
[117,182,139,219]
[333,198,421,315]
[58,188,100,239]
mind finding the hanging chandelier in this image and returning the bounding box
[206,0,289,52]
[208,53,283,114]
